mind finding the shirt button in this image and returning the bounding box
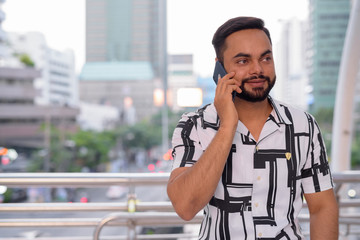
[257,176,261,181]
[255,203,259,207]
[258,232,262,237]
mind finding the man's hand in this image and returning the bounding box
[214,72,241,130]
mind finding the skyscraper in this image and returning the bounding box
[8,32,79,107]
[86,0,163,77]
[275,18,309,111]
[308,0,351,113]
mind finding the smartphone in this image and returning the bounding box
[212,61,236,100]
[213,61,227,84]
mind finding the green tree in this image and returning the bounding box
[313,107,334,157]
[312,107,360,168]
[117,108,182,151]
[28,124,75,172]
[71,130,117,171]
[29,125,117,172]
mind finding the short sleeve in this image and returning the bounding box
[171,113,204,171]
[301,117,334,193]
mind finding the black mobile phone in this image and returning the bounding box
[213,61,227,84]
[212,61,236,100]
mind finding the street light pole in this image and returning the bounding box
[44,113,51,172]
[160,0,169,155]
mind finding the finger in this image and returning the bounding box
[233,85,242,94]
[218,72,236,83]
[224,72,236,80]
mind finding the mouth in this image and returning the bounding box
[243,77,268,88]
[246,81,266,88]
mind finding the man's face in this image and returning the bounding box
[222,29,276,102]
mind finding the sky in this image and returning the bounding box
[2,0,308,76]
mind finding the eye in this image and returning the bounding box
[237,59,248,64]
[262,56,272,62]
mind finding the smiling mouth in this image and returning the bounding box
[246,80,266,88]
[246,79,265,83]
[242,75,270,86]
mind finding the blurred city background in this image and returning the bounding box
[0,0,359,239]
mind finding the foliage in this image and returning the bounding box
[117,108,182,151]
[2,188,12,203]
[313,107,334,133]
[71,130,117,170]
[313,107,360,168]
[28,124,74,172]
[28,124,117,172]
[28,109,183,172]
[19,54,35,67]
[117,120,161,150]
[312,107,334,156]
[351,135,360,168]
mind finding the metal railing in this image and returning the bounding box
[0,171,359,239]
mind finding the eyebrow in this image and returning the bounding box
[232,49,272,59]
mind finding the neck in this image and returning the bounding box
[235,97,272,122]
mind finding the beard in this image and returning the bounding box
[236,75,276,102]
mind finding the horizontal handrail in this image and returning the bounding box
[0,233,199,240]
[0,201,174,212]
[1,213,358,228]
[332,171,360,183]
[0,212,203,228]
[0,172,170,187]
[0,171,358,187]
[1,198,360,213]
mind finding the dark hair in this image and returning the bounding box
[212,17,272,63]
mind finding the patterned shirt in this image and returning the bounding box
[171,97,333,240]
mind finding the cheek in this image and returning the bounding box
[264,64,275,75]
[232,68,247,79]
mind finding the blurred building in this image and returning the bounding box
[167,54,199,111]
[0,67,79,149]
[86,0,165,78]
[79,61,156,122]
[7,32,79,107]
[307,0,351,113]
[275,18,309,111]
[0,1,79,154]
[77,102,120,131]
[0,0,8,61]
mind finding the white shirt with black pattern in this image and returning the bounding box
[171,96,334,240]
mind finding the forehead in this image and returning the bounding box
[223,29,272,57]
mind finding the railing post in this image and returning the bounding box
[127,219,137,240]
[127,187,137,213]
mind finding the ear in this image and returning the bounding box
[215,57,218,62]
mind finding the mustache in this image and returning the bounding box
[242,75,270,83]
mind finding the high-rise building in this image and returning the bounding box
[275,18,309,111]
[7,32,79,107]
[79,61,156,122]
[0,67,79,150]
[86,0,164,77]
[167,54,199,111]
[307,0,351,113]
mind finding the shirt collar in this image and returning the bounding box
[268,96,292,125]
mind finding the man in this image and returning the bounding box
[167,17,339,239]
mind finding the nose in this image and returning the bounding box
[250,61,264,75]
